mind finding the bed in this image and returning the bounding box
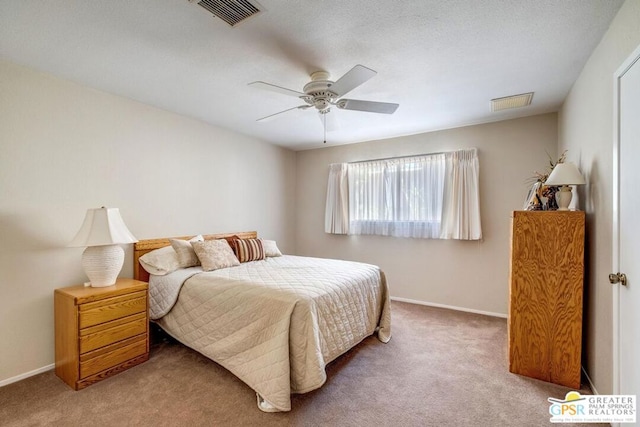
[133,231,391,412]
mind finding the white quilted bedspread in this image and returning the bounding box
[152,255,391,412]
[148,266,201,320]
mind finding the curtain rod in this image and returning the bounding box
[346,151,453,164]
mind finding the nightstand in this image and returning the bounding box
[54,278,149,390]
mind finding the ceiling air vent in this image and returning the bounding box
[189,0,261,27]
[491,92,534,112]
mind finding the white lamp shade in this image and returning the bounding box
[69,207,138,247]
[545,162,586,186]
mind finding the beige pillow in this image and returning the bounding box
[139,245,180,275]
[191,239,240,271]
[262,239,282,257]
[170,235,204,268]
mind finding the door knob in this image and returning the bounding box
[609,272,628,286]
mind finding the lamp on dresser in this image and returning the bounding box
[68,207,138,287]
[545,162,586,211]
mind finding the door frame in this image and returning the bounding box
[612,44,640,399]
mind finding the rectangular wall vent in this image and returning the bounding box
[491,92,534,112]
[191,0,261,27]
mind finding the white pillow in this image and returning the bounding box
[262,239,282,257]
[191,239,240,271]
[139,246,180,276]
[170,235,204,268]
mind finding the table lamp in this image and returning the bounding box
[545,162,586,211]
[69,207,138,287]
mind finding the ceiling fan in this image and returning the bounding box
[249,65,399,142]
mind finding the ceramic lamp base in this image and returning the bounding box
[556,185,573,211]
[82,245,124,287]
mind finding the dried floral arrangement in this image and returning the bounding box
[523,150,568,210]
[528,149,567,184]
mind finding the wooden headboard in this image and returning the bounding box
[133,231,257,282]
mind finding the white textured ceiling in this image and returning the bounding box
[0,1,624,150]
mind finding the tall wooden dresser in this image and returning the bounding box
[508,210,585,388]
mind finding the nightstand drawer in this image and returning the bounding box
[79,335,147,379]
[79,313,147,354]
[79,291,147,328]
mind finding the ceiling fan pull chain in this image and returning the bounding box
[323,112,327,144]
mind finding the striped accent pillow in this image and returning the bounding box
[233,238,265,263]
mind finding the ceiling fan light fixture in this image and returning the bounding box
[491,92,534,112]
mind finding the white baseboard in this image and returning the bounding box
[0,364,54,388]
[581,365,599,394]
[391,296,507,318]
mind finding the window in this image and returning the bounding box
[348,154,445,238]
[325,149,481,240]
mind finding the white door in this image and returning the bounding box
[613,44,640,426]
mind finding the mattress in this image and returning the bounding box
[150,255,391,412]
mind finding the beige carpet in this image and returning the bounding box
[0,301,605,427]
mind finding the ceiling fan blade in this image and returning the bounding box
[257,105,310,122]
[337,99,399,114]
[249,81,306,98]
[328,65,377,97]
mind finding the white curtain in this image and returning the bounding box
[324,163,350,234]
[325,149,481,240]
[440,148,482,240]
[347,155,445,238]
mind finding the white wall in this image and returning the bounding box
[0,60,296,383]
[558,0,640,395]
[295,113,557,316]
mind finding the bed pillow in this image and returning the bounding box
[223,235,240,256]
[170,235,204,268]
[262,239,282,257]
[233,238,265,263]
[191,239,240,271]
[139,245,180,275]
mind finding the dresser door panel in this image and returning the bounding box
[508,211,584,389]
